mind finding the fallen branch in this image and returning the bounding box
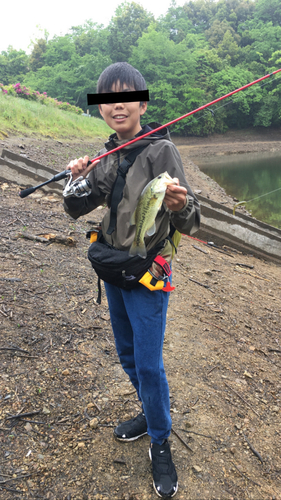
[6,410,42,420]
[189,278,214,293]
[180,428,213,439]
[224,382,261,419]
[0,474,33,485]
[0,346,30,354]
[192,245,208,254]
[235,267,270,281]
[171,428,193,452]
[17,232,76,246]
[206,365,219,375]
[243,434,263,464]
[236,263,254,269]
[0,277,21,282]
[201,320,231,336]
[231,461,261,487]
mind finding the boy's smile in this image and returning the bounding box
[98,82,147,140]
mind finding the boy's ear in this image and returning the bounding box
[140,101,147,115]
[98,104,103,118]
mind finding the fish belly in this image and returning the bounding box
[129,194,164,258]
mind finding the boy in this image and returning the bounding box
[64,62,200,498]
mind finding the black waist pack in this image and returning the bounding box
[88,232,165,290]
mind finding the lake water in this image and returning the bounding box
[196,151,281,229]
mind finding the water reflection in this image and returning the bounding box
[197,152,281,229]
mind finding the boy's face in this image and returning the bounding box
[98,81,147,140]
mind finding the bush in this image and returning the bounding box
[0,82,83,115]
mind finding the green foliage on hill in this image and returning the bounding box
[1,0,281,135]
[0,91,112,139]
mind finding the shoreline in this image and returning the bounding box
[1,128,280,214]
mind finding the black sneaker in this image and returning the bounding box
[114,412,147,441]
[149,440,178,498]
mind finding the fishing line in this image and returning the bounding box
[18,68,281,198]
[71,68,281,168]
[247,186,281,203]
[233,186,281,215]
[67,70,281,177]
[196,70,281,125]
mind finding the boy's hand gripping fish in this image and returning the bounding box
[129,172,177,258]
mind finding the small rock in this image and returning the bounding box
[194,189,202,194]
[77,442,85,449]
[62,369,70,376]
[42,406,50,414]
[89,418,99,429]
[184,421,193,428]
[272,406,279,413]
[204,269,212,276]
[192,465,202,473]
[87,402,95,409]
[235,423,241,430]
[244,370,252,379]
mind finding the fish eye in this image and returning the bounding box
[157,175,162,179]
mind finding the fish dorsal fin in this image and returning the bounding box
[146,222,156,236]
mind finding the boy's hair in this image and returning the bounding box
[97,62,147,94]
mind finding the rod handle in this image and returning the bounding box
[19,186,37,198]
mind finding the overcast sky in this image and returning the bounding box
[2,0,184,54]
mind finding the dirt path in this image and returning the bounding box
[0,132,280,500]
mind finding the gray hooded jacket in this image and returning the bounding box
[64,123,200,256]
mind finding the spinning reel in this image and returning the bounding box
[63,173,92,198]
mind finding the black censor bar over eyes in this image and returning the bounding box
[87,90,149,105]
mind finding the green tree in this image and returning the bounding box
[239,21,281,68]
[217,29,241,64]
[29,39,47,71]
[182,0,216,33]
[254,0,281,26]
[108,2,154,63]
[43,35,77,66]
[70,21,110,57]
[157,1,195,42]
[0,46,29,85]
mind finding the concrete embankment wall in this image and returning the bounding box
[196,194,281,264]
[0,149,64,196]
[1,148,281,264]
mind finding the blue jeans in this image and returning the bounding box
[104,281,172,444]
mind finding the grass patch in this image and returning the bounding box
[0,93,112,140]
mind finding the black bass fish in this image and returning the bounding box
[129,172,176,258]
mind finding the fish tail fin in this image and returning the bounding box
[129,240,147,259]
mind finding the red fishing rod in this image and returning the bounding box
[19,68,281,198]
[87,68,281,162]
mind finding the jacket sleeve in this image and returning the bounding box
[149,141,200,235]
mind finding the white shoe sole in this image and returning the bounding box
[114,431,148,442]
